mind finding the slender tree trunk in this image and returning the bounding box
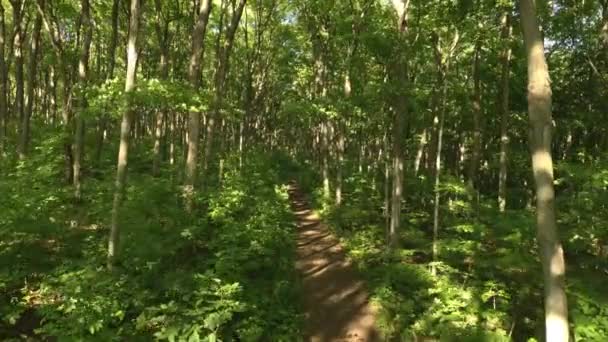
[468,40,482,189]
[498,12,512,213]
[18,13,42,158]
[37,0,75,183]
[0,3,8,150]
[108,0,120,79]
[203,0,246,186]
[108,0,141,270]
[430,29,459,276]
[414,128,427,176]
[73,0,93,200]
[431,73,447,276]
[184,0,212,211]
[321,121,330,199]
[602,1,608,64]
[170,113,175,165]
[335,126,344,206]
[49,65,57,124]
[11,0,24,127]
[383,133,390,238]
[93,0,120,165]
[390,77,406,249]
[388,0,410,249]
[520,0,569,340]
[152,0,171,177]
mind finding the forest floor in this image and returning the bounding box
[289,184,380,342]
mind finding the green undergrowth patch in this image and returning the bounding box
[0,140,301,341]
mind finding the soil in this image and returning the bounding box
[289,184,380,342]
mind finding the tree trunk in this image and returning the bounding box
[0,3,7,150]
[93,0,120,165]
[388,0,410,249]
[322,121,330,199]
[430,29,459,276]
[108,0,120,79]
[48,65,57,124]
[184,0,212,211]
[36,0,78,182]
[498,12,512,213]
[335,125,344,206]
[11,0,25,127]
[602,1,608,64]
[384,143,390,240]
[152,0,171,177]
[18,13,42,159]
[203,0,246,186]
[414,128,427,176]
[73,0,93,200]
[431,73,447,276]
[108,0,141,270]
[520,0,569,340]
[390,76,405,249]
[468,40,482,189]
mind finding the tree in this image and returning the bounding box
[151,0,171,177]
[431,28,459,276]
[0,2,7,150]
[520,0,569,340]
[10,0,25,129]
[108,0,141,269]
[19,11,43,159]
[36,0,75,182]
[73,0,93,200]
[388,0,410,248]
[202,0,247,186]
[498,9,512,213]
[184,0,213,211]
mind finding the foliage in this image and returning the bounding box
[0,151,301,340]
[309,163,608,341]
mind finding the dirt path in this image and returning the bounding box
[289,184,380,342]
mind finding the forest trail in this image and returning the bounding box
[288,184,380,342]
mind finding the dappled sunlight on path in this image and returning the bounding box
[289,184,380,342]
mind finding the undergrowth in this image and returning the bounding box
[0,133,301,341]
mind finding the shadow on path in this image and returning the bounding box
[289,183,380,342]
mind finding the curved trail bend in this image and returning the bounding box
[288,184,380,342]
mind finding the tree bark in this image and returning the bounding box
[108,0,120,79]
[468,40,482,189]
[10,0,25,127]
[602,0,608,64]
[498,12,512,213]
[73,0,93,200]
[430,30,458,276]
[520,0,569,340]
[389,67,406,249]
[93,0,120,165]
[108,0,141,270]
[321,121,330,198]
[184,0,212,211]
[335,123,344,206]
[388,0,410,249]
[152,0,171,177]
[0,3,7,150]
[431,72,447,276]
[202,0,246,186]
[20,12,43,159]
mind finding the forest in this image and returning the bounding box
[0,0,607,341]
